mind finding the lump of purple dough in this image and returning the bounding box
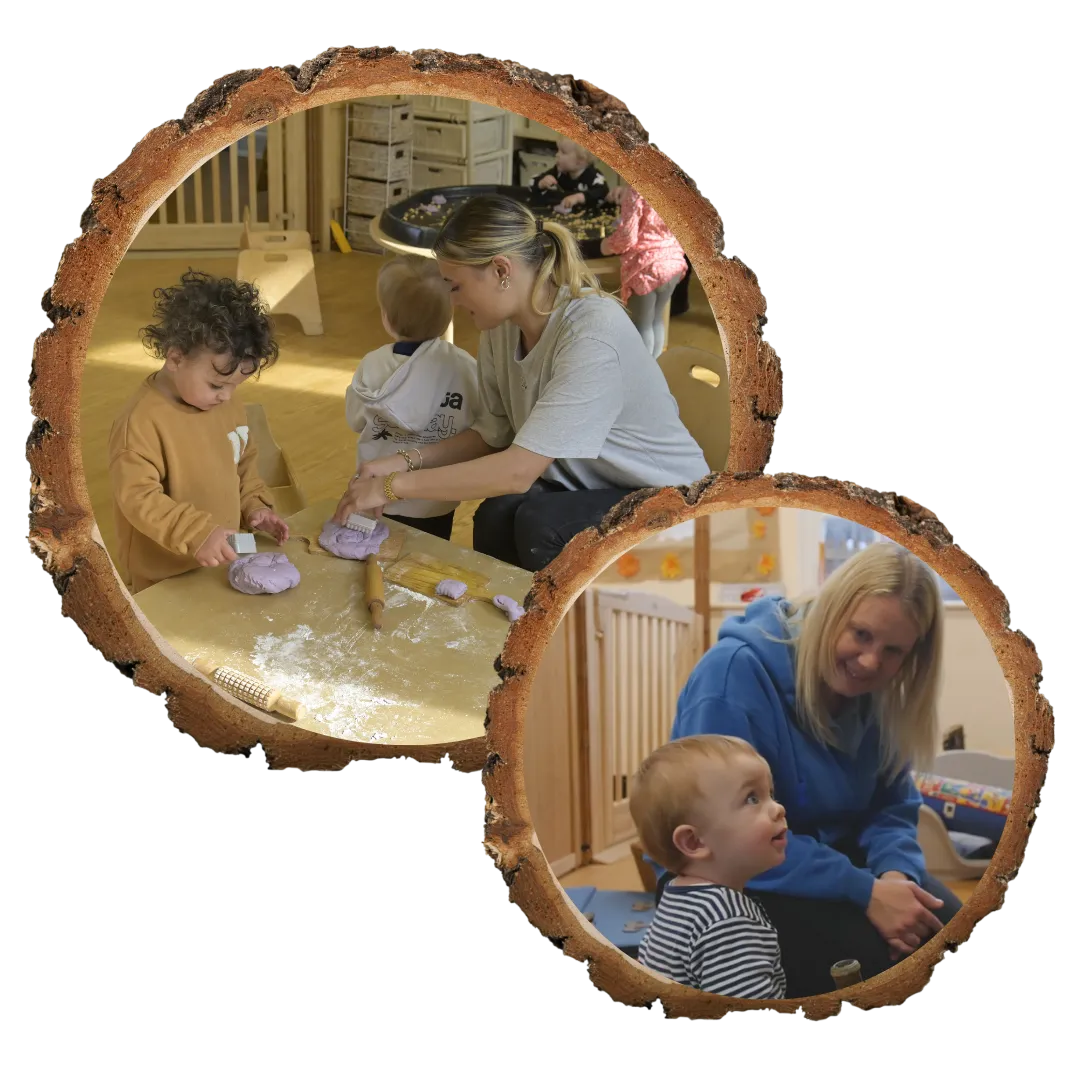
[419,202,440,213]
[431,194,447,205]
[493,594,525,622]
[435,578,467,600]
[319,519,389,559]
[228,553,301,595]
[552,204,573,215]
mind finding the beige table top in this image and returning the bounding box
[368,216,621,277]
[134,500,534,746]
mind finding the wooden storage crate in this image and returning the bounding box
[346,177,409,218]
[412,116,506,161]
[412,159,468,189]
[348,100,413,143]
[411,95,504,121]
[345,213,383,253]
[411,154,509,191]
[347,139,412,183]
[471,155,510,185]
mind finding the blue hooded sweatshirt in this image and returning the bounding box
[669,595,926,910]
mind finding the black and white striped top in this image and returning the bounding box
[638,884,786,999]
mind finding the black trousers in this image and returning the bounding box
[656,852,964,998]
[669,257,692,316]
[471,480,639,572]
[383,510,455,542]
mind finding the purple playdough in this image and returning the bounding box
[435,578,467,600]
[228,553,301,595]
[552,204,573,215]
[493,594,525,622]
[431,194,447,205]
[319,519,389,559]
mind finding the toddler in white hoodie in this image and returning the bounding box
[346,256,478,540]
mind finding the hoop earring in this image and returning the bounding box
[500,277,511,291]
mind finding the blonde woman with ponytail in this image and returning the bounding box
[661,541,962,997]
[334,194,708,571]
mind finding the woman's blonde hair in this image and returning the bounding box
[629,735,766,874]
[432,194,604,316]
[376,255,452,341]
[785,542,943,778]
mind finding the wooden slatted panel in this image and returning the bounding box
[229,143,240,225]
[589,589,705,859]
[175,175,186,225]
[246,133,258,222]
[211,154,222,223]
[193,165,204,224]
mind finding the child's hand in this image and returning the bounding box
[559,193,586,210]
[606,186,626,204]
[538,174,558,190]
[247,508,290,544]
[599,236,614,256]
[196,527,239,567]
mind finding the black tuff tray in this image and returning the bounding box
[378,184,618,260]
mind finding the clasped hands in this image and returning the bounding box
[867,870,946,961]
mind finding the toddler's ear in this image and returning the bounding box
[671,823,708,861]
[164,346,185,370]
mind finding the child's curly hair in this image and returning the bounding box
[140,269,279,374]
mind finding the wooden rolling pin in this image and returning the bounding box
[830,959,863,989]
[366,558,385,630]
[194,659,306,722]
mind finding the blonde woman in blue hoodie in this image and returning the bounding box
[666,542,962,997]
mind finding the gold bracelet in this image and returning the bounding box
[384,472,400,502]
[411,447,423,470]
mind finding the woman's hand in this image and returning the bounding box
[867,877,945,957]
[355,455,402,481]
[537,174,558,190]
[559,192,586,210]
[333,475,390,526]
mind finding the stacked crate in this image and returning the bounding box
[343,97,413,252]
[409,97,513,191]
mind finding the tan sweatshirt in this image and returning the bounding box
[108,376,273,593]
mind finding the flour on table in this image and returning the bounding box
[245,585,489,743]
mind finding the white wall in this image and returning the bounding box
[776,508,821,600]
[938,605,1014,757]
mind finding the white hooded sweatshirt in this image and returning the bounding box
[346,339,479,519]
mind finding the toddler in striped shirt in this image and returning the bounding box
[629,734,789,998]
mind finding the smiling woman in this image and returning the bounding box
[664,542,960,996]
[333,193,710,572]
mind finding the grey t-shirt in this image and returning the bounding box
[472,287,710,490]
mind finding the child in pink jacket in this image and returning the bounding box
[601,187,688,358]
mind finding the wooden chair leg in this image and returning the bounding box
[630,841,657,893]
